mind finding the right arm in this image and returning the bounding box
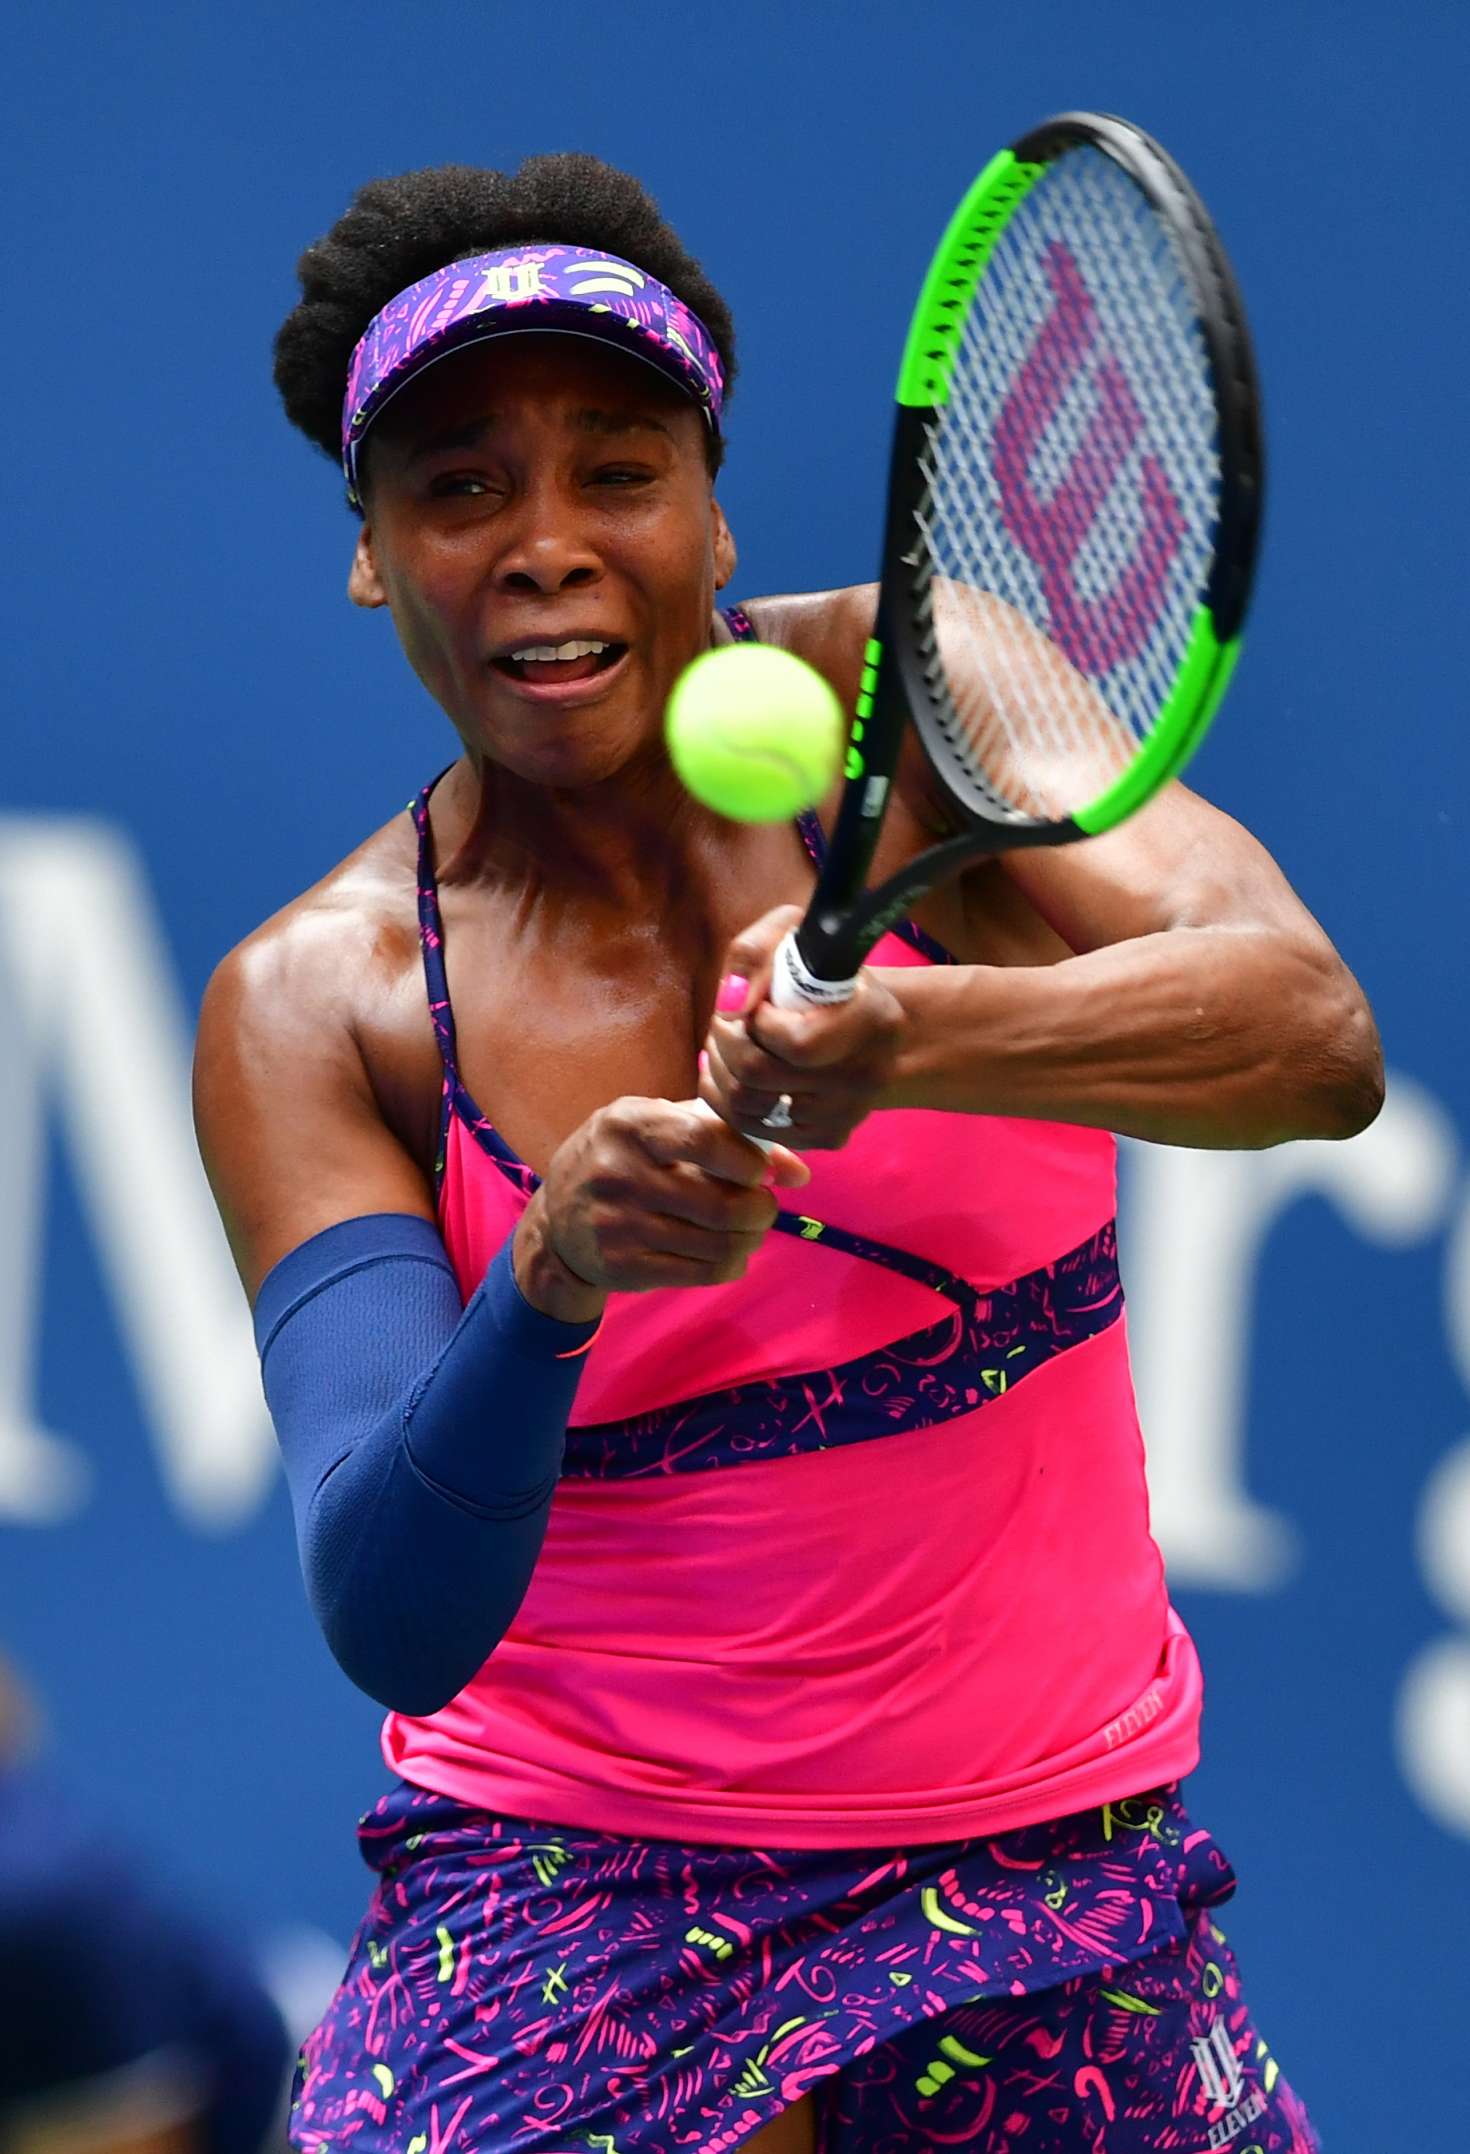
[194,907,806,1714]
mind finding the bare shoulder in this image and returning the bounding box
[741,585,956,840]
[742,586,877,700]
[194,806,437,1299]
[200,807,420,1037]
[197,809,420,1085]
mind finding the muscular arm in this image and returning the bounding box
[195,877,800,1712]
[193,895,599,1712]
[193,887,438,1300]
[719,587,1384,1151]
[881,785,1384,1147]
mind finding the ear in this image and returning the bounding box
[348,522,388,609]
[711,499,737,592]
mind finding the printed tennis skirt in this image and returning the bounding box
[291,1780,1319,2151]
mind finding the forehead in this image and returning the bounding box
[373,331,702,452]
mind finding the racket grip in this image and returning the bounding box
[769,930,859,1010]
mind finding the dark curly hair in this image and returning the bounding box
[274,153,736,506]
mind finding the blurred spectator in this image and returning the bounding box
[0,1658,292,2153]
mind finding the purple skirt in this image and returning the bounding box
[291,1779,1317,2151]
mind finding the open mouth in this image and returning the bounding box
[491,638,628,687]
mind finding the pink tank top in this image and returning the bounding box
[383,622,1203,1846]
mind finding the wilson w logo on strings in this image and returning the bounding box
[992,240,1185,676]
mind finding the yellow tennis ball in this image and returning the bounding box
[665,644,845,823]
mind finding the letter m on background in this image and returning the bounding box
[0,817,274,1528]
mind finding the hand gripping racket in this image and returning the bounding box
[766,109,1264,1015]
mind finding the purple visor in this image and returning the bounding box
[341,243,725,506]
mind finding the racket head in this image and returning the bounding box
[885,111,1263,842]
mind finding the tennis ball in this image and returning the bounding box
[665,644,844,823]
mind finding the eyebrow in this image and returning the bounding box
[408,407,673,462]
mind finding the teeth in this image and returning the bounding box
[509,639,611,662]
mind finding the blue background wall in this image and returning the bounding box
[3,3,1467,2146]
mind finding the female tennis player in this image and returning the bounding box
[195,152,1382,2153]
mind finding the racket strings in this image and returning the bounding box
[918,146,1223,822]
[913,450,1062,819]
[906,533,1018,821]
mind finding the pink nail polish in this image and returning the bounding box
[697,1049,710,1077]
[715,973,749,1015]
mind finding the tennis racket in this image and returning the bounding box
[766,108,1264,1014]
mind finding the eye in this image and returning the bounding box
[427,472,499,499]
[592,465,655,488]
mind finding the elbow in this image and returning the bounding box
[1285,970,1385,1144]
[340,1651,456,1718]
[318,1606,491,1718]
[1325,1037,1386,1141]
[295,1439,544,1717]
[371,1676,463,1718]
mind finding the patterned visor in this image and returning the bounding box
[341,243,725,506]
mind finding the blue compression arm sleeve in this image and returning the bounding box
[253,1214,599,1714]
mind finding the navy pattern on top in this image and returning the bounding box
[411,607,1123,1478]
[562,1222,1122,1476]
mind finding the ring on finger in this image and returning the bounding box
[760,1092,796,1132]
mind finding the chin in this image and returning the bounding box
[482,725,646,792]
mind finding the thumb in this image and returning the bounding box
[716,904,805,1018]
[761,1139,812,1189]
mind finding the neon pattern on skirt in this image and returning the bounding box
[292,1780,1318,2151]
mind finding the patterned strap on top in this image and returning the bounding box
[561,1219,1122,1476]
[411,774,538,1199]
[770,1205,970,1305]
[412,771,461,1085]
[411,774,462,1195]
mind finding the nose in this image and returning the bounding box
[493,479,602,597]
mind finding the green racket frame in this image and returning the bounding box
[781,111,1264,1000]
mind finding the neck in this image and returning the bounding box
[435,745,739,918]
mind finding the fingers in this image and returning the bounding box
[700,973,906,1149]
[569,1234,768,1293]
[730,989,897,1076]
[580,1194,770,1286]
[698,1056,858,1151]
[628,1097,810,1191]
[540,1097,803,1295]
[644,1158,779,1235]
[623,1211,770,1277]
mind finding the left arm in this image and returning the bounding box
[702,782,1384,1151]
